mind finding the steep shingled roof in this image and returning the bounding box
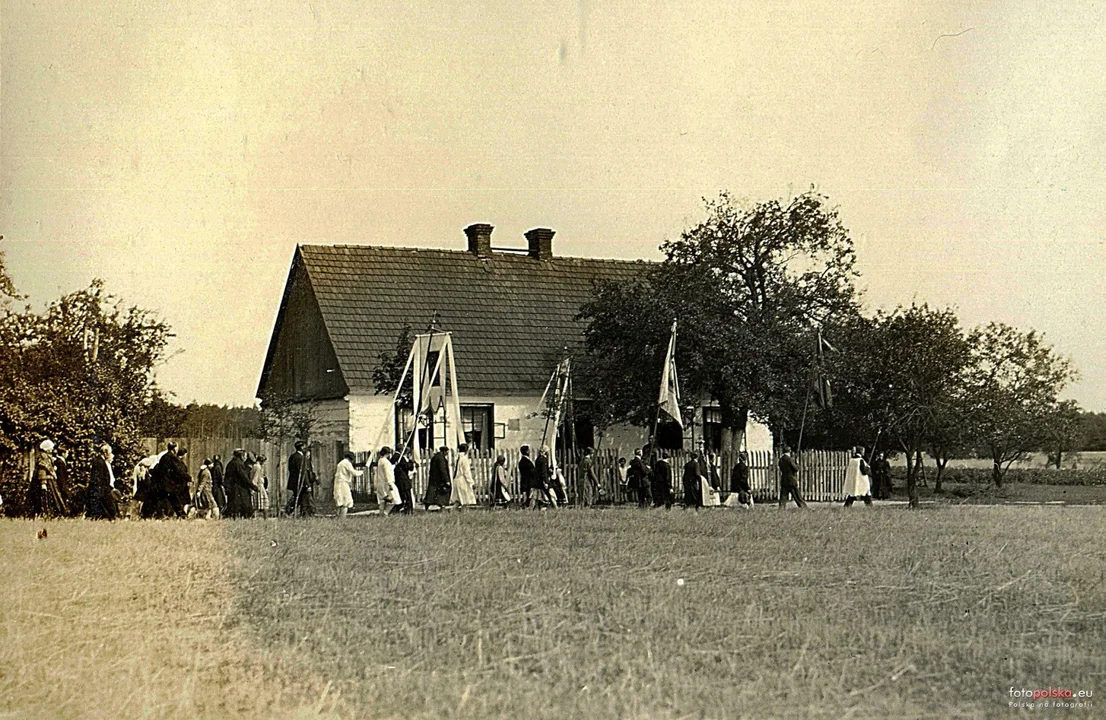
[293,244,650,396]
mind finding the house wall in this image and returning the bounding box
[342,393,771,456]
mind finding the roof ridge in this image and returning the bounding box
[300,243,654,266]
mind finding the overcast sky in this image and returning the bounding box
[3,1,1104,409]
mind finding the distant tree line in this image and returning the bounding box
[139,398,262,440]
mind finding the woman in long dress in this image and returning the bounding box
[450,443,477,507]
[490,453,511,506]
[333,451,362,519]
[374,447,401,514]
[842,447,873,507]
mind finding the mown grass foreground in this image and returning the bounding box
[3,506,1105,719]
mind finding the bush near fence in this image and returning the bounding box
[901,466,1106,488]
[356,448,852,505]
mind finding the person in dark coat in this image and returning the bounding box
[535,448,560,508]
[627,449,651,508]
[86,442,118,521]
[223,449,257,518]
[682,452,703,509]
[731,451,753,507]
[391,450,414,514]
[160,447,192,518]
[423,446,452,509]
[518,445,537,508]
[142,443,178,519]
[778,446,806,508]
[283,442,306,515]
[54,448,72,511]
[651,451,673,509]
[210,454,226,510]
[871,452,892,499]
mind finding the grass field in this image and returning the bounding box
[3,505,1104,719]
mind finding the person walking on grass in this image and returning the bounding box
[391,450,415,514]
[778,446,806,508]
[450,443,477,508]
[86,442,118,521]
[651,450,673,509]
[518,445,537,508]
[210,454,226,512]
[871,451,892,500]
[490,452,511,507]
[224,449,257,519]
[423,446,452,510]
[577,448,601,507]
[283,441,306,516]
[535,447,559,509]
[731,451,753,508]
[627,448,651,508]
[682,451,703,509]
[333,451,362,520]
[374,447,402,514]
[195,459,220,519]
[842,446,873,507]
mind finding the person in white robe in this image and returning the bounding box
[450,443,477,507]
[842,447,873,507]
[333,452,363,519]
[373,448,400,515]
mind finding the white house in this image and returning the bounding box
[257,224,771,492]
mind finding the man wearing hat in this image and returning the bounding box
[284,441,307,516]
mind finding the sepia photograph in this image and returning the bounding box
[1,1,1103,717]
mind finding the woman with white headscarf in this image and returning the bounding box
[842,447,873,507]
[450,443,477,507]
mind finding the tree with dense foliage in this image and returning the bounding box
[827,305,972,507]
[0,280,172,514]
[578,190,860,449]
[964,323,1077,486]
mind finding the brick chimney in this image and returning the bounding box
[464,223,493,257]
[525,228,555,259]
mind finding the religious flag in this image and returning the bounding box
[814,329,836,409]
[658,320,683,427]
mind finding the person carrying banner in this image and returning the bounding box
[778,446,806,508]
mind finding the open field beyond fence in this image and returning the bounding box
[2,506,1104,718]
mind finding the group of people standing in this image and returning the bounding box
[619,447,755,510]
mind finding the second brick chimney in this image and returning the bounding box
[525,228,555,259]
[464,223,494,257]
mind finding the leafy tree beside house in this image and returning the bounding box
[0,278,172,514]
[578,190,861,449]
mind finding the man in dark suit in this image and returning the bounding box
[422,446,452,509]
[627,448,651,508]
[778,446,806,508]
[284,441,306,516]
[86,443,118,521]
[210,454,226,511]
[651,450,673,509]
[224,449,257,518]
[682,451,703,509]
[731,451,753,507]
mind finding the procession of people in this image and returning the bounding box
[20,431,890,521]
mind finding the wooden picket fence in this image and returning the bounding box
[356,447,850,505]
